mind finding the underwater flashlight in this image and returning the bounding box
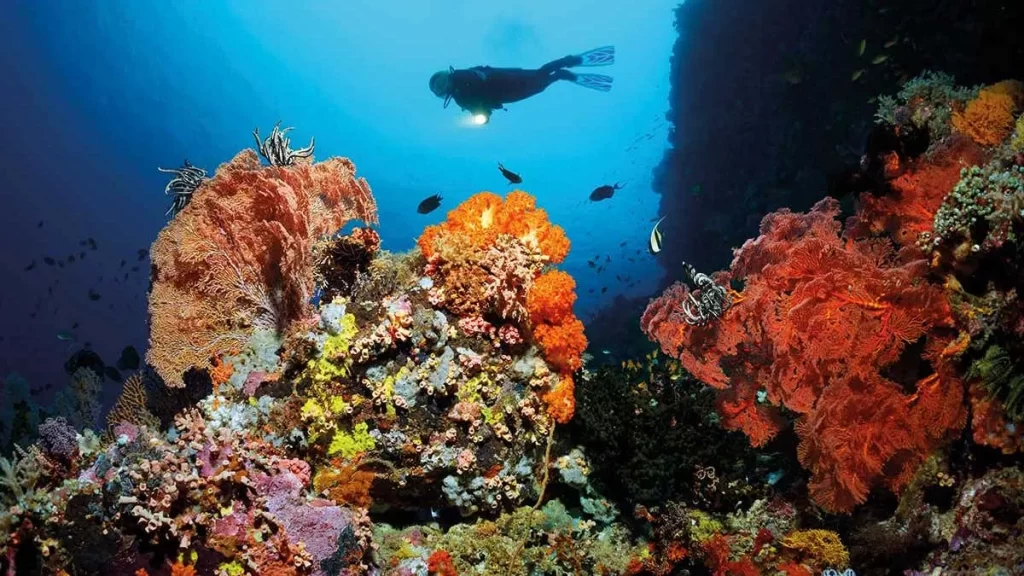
[472,113,489,125]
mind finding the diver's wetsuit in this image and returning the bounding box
[447,55,582,114]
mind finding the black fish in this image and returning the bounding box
[44,257,55,266]
[589,182,624,201]
[24,261,35,271]
[137,248,148,261]
[37,221,43,228]
[417,194,443,214]
[88,289,101,301]
[80,251,86,259]
[120,259,126,268]
[619,241,627,247]
[587,260,596,268]
[116,345,141,371]
[131,265,139,272]
[68,255,76,263]
[104,366,123,383]
[601,287,608,293]
[498,163,522,184]
[72,322,79,330]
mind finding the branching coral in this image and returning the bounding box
[106,373,162,437]
[148,147,378,387]
[643,198,966,513]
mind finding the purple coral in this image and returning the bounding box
[253,469,355,575]
[37,416,78,461]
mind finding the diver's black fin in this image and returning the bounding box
[572,73,613,92]
[575,46,615,67]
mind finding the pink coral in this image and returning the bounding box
[458,316,494,338]
[498,324,523,345]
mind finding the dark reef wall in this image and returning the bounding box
[653,0,1024,277]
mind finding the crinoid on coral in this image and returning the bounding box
[147,143,378,388]
[157,159,208,218]
[643,198,967,513]
[253,121,316,166]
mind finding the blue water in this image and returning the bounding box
[0,1,676,389]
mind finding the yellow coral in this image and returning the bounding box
[1012,114,1024,153]
[328,422,376,458]
[781,529,850,569]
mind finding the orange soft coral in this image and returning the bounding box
[527,270,577,325]
[952,85,1019,146]
[313,463,375,507]
[418,190,570,264]
[544,374,577,423]
[535,318,587,374]
[427,549,458,576]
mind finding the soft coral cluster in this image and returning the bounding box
[419,191,586,423]
[643,198,966,513]
[148,149,378,387]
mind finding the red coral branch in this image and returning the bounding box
[643,198,966,512]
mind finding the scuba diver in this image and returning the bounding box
[429,46,615,123]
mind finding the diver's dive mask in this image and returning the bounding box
[429,66,455,108]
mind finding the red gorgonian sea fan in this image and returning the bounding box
[148,149,378,387]
[642,198,966,513]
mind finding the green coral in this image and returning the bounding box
[874,71,977,140]
[687,509,724,543]
[218,561,246,576]
[328,422,376,459]
[969,344,1024,421]
[933,164,1024,246]
[1012,114,1024,153]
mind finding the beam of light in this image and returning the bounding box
[472,114,489,125]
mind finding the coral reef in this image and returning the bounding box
[7,73,1024,575]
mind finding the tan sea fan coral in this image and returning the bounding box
[147,148,377,387]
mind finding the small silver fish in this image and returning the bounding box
[649,216,666,254]
[57,330,76,342]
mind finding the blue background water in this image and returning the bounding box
[0,1,677,390]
